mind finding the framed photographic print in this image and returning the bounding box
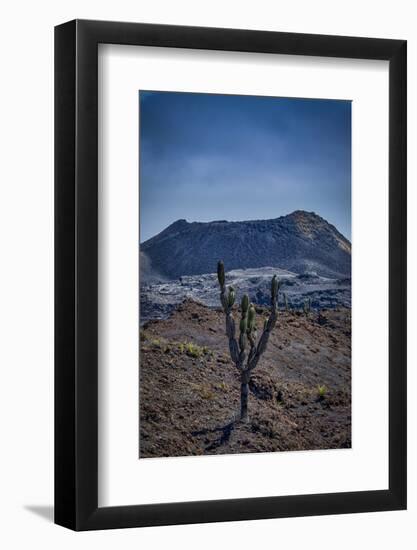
[55,20,407,530]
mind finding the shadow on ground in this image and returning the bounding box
[191,421,236,451]
[24,505,54,523]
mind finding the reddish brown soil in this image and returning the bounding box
[139,299,351,458]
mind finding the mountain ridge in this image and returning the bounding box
[141,210,351,282]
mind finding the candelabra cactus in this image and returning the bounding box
[217,261,280,422]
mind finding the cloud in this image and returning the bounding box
[139,91,351,241]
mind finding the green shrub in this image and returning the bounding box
[317,385,327,399]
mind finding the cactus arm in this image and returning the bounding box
[247,311,277,371]
[247,332,257,366]
[217,261,242,369]
[246,304,257,365]
[247,276,279,371]
[225,314,240,364]
[247,313,277,371]
[237,322,247,368]
[223,300,241,367]
[219,280,229,312]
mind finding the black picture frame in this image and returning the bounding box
[55,19,407,531]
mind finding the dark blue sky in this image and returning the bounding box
[139,91,351,242]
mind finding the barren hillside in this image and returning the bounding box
[139,299,351,458]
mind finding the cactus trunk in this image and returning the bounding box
[240,372,249,422]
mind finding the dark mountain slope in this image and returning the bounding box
[141,210,351,281]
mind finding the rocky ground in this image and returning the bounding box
[140,267,351,324]
[139,299,351,458]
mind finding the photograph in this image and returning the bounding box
[139,91,352,458]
